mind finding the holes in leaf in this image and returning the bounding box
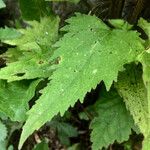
[50,57,62,65]
[54,57,62,65]
[15,73,25,77]
[38,60,44,64]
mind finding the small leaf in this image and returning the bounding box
[138,51,150,148]
[0,79,41,121]
[3,17,59,50]
[90,89,135,150]
[48,119,78,146]
[0,49,56,81]
[115,64,149,136]
[0,27,22,41]
[0,48,23,63]
[0,141,7,150]
[138,18,150,47]
[33,141,49,150]
[57,122,77,145]
[138,18,150,39]
[137,18,150,148]
[0,0,5,9]
[0,121,7,142]
[68,143,80,150]
[0,17,59,81]
[109,19,133,30]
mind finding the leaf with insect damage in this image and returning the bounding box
[19,14,144,149]
[0,17,59,81]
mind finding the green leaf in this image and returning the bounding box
[90,89,134,150]
[115,64,149,136]
[48,120,78,146]
[68,143,80,150]
[142,135,150,150]
[0,27,22,41]
[0,0,5,9]
[0,121,7,142]
[3,17,59,50]
[57,122,78,138]
[138,51,150,149]
[0,141,7,150]
[79,105,96,121]
[19,0,48,21]
[0,17,59,81]
[19,14,144,149]
[0,79,40,122]
[139,52,150,128]
[109,19,133,30]
[139,51,150,84]
[137,19,150,149]
[138,18,150,39]
[0,48,23,63]
[8,145,14,150]
[138,18,150,47]
[0,49,56,81]
[33,141,49,150]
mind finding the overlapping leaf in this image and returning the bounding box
[138,18,150,48]
[0,0,5,9]
[19,14,144,149]
[90,89,135,150]
[115,64,148,137]
[0,27,22,41]
[3,17,59,50]
[137,19,150,149]
[138,51,150,150]
[0,48,23,63]
[33,141,49,150]
[0,49,56,81]
[0,121,7,141]
[48,120,78,146]
[138,18,150,39]
[0,17,59,81]
[0,79,41,122]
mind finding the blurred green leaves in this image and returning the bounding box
[0,0,5,9]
